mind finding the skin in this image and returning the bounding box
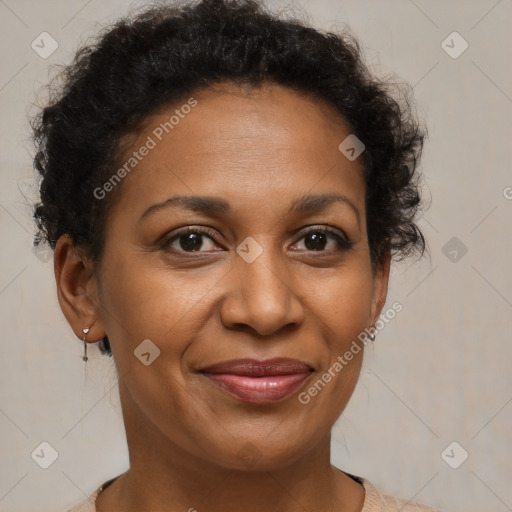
[55,82,390,512]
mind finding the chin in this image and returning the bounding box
[205,435,318,472]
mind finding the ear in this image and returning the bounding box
[369,249,391,327]
[54,234,106,344]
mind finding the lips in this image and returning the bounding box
[198,358,314,404]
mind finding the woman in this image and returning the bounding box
[31,0,437,510]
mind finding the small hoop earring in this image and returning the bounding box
[82,327,90,362]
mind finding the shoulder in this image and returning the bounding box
[359,477,441,512]
[64,490,98,512]
[64,481,105,512]
[65,473,121,512]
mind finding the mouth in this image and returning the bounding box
[198,358,314,404]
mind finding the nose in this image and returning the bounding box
[219,246,305,337]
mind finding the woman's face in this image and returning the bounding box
[84,82,389,470]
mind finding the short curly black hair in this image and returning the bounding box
[31,0,429,357]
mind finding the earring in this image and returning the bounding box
[368,326,376,342]
[82,327,90,362]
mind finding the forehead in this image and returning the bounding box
[108,82,366,222]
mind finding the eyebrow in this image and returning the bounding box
[139,192,360,227]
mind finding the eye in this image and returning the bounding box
[162,225,353,255]
[292,226,353,253]
[162,227,220,253]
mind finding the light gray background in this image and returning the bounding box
[1,0,511,511]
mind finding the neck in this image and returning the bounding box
[96,380,365,512]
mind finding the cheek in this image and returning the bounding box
[98,250,218,370]
[317,265,374,343]
[312,266,373,400]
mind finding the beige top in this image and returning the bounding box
[65,473,441,511]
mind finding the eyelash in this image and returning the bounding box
[161,225,354,254]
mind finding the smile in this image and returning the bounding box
[198,358,314,404]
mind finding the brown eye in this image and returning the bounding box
[161,225,353,255]
[163,227,220,253]
[293,227,353,253]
